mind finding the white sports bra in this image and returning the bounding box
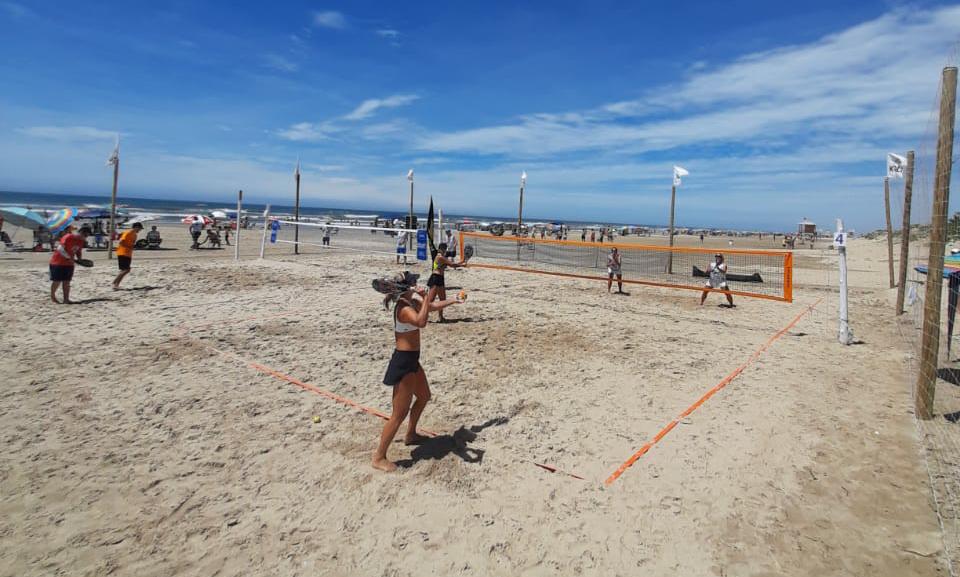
[394,302,419,333]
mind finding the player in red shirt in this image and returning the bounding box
[49,226,90,304]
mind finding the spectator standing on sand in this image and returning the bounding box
[189,220,202,250]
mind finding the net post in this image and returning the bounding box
[259,204,271,260]
[917,66,957,420]
[884,176,895,288]
[896,151,915,314]
[458,231,464,263]
[784,251,793,303]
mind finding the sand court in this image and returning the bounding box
[0,240,946,576]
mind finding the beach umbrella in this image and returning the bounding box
[182,214,213,226]
[210,210,229,220]
[46,208,78,235]
[0,207,46,230]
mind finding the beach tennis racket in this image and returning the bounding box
[76,258,94,268]
[462,244,474,264]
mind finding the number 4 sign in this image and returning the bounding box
[833,232,847,248]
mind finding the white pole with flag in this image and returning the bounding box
[106,136,120,260]
[667,165,688,274]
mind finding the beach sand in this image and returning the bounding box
[0,227,951,576]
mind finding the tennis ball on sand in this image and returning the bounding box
[458,290,467,302]
[312,415,321,423]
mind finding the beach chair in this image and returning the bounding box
[1,231,24,251]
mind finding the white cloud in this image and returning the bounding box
[313,10,346,29]
[376,29,399,38]
[416,5,960,157]
[275,122,336,142]
[344,94,419,121]
[17,126,118,141]
[262,53,299,72]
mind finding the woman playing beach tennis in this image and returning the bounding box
[372,274,464,472]
[700,253,735,307]
[427,243,464,322]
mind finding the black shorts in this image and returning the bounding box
[383,349,421,386]
[49,265,74,282]
[118,256,132,271]
[445,250,456,259]
[427,273,445,288]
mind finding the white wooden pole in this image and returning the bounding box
[107,147,119,260]
[837,218,853,345]
[259,204,271,259]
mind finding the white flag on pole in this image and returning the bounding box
[521,171,527,185]
[106,135,119,167]
[407,169,414,181]
[294,157,301,178]
[673,165,689,187]
[887,153,907,179]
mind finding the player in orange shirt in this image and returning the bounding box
[113,222,143,290]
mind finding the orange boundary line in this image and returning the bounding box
[175,318,585,481]
[603,298,823,486]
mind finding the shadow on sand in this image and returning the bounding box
[395,416,509,469]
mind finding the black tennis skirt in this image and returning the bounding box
[383,349,421,386]
[427,273,445,288]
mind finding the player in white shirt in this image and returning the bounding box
[700,253,735,307]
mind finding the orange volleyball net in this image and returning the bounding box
[456,232,793,302]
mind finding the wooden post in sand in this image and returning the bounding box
[518,171,526,235]
[294,159,301,255]
[234,190,242,261]
[916,66,957,420]
[407,169,414,253]
[884,177,895,288]
[896,151,915,314]
[107,137,119,260]
[667,185,676,274]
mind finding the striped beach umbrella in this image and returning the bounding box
[46,208,78,235]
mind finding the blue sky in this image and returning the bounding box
[0,1,958,231]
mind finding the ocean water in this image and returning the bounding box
[0,190,637,229]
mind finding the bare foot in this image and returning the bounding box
[404,432,430,446]
[63,299,74,304]
[112,285,120,291]
[51,297,60,304]
[372,456,398,472]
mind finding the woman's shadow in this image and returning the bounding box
[395,417,508,469]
